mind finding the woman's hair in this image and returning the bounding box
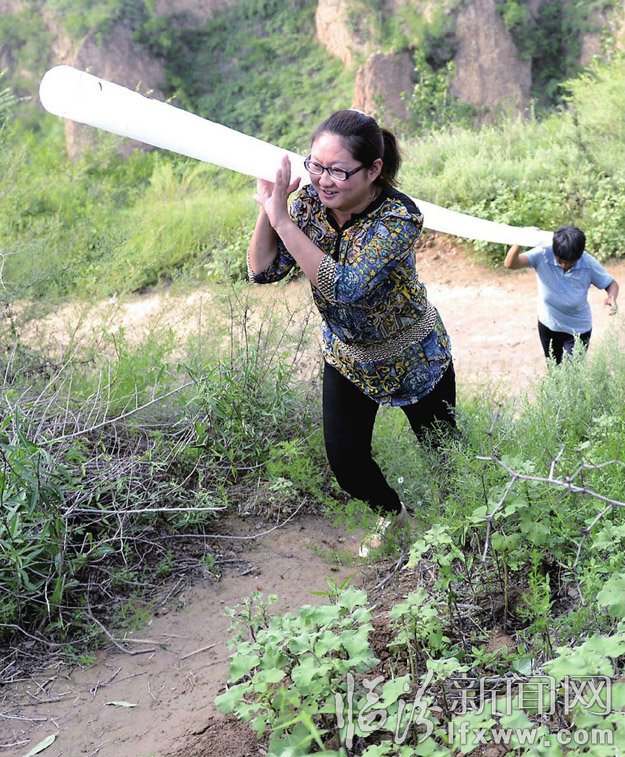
[552,225,586,262]
[311,109,401,187]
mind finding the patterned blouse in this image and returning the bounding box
[248,184,452,406]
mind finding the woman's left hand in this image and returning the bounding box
[253,155,300,231]
[605,295,619,315]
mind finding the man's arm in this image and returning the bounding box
[504,244,531,269]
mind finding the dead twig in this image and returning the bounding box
[113,637,168,647]
[0,624,64,648]
[480,474,519,562]
[180,642,220,661]
[46,381,195,444]
[86,612,155,656]
[160,498,308,541]
[90,666,122,699]
[0,712,49,722]
[477,428,625,564]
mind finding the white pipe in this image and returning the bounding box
[39,66,551,247]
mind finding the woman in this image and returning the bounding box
[248,110,455,556]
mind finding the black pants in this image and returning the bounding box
[322,361,456,516]
[538,320,591,364]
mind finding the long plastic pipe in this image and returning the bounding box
[39,66,551,247]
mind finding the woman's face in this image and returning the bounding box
[309,133,382,220]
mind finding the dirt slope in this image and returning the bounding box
[22,237,625,393]
[1,517,362,756]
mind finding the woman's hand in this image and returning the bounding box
[253,155,300,231]
[605,280,619,315]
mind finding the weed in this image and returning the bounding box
[216,588,379,753]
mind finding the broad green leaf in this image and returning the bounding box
[597,574,625,617]
[545,647,613,680]
[378,675,411,707]
[229,651,260,682]
[338,587,368,611]
[340,626,372,658]
[314,630,341,657]
[413,736,452,756]
[215,682,249,714]
[253,667,286,685]
[251,714,268,735]
[584,632,625,658]
[307,604,342,625]
[291,658,319,690]
[469,505,488,523]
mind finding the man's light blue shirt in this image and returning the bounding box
[526,246,613,334]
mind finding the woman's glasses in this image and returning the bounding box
[304,156,366,182]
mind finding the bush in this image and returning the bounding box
[0,124,257,299]
[87,161,256,294]
[138,0,355,151]
[0,289,321,651]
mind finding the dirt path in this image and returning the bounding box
[1,517,362,756]
[3,241,624,757]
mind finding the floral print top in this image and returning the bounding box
[248,184,452,406]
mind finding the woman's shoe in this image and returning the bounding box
[358,516,392,558]
[358,503,410,558]
[395,501,409,528]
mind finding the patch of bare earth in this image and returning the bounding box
[414,236,625,392]
[1,516,363,756]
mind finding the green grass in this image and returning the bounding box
[3,57,622,307]
[0,291,323,648]
[0,125,256,300]
[212,320,625,754]
[140,0,356,152]
[401,56,625,262]
[93,162,256,294]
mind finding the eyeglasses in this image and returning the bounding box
[304,156,366,182]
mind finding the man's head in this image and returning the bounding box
[552,225,586,270]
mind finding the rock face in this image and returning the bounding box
[317,0,534,120]
[0,0,24,74]
[618,0,625,50]
[57,0,243,158]
[315,0,373,67]
[450,0,532,115]
[1,0,622,151]
[580,0,625,64]
[61,23,167,159]
[0,0,240,158]
[352,51,413,124]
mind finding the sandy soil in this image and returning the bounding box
[2,240,624,757]
[1,517,363,756]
